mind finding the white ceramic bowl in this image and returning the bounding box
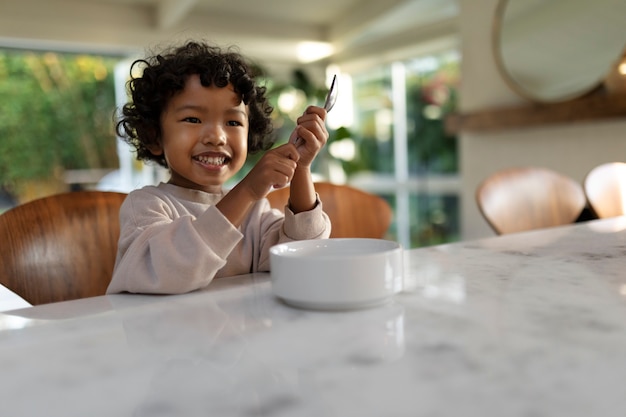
[270,238,403,310]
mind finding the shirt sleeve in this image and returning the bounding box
[106,192,243,295]
[250,195,332,272]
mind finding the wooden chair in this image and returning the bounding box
[475,167,586,235]
[266,182,393,239]
[583,162,626,218]
[0,191,127,305]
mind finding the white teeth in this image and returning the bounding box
[196,155,226,165]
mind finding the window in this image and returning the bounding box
[334,48,461,248]
[0,49,121,208]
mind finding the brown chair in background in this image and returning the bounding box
[583,162,626,219]
[266,182,393,239]
[476,167,586,235]
[0,191,127,305]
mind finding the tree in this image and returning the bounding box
[0,50,119,201]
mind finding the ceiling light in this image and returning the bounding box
[296,42,334,63]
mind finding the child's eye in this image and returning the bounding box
[227,120,243,127]
[183,117,201,124]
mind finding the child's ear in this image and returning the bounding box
[147,132,163,155]
[147,143,164,156]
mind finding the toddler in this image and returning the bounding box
[107,41,331,294]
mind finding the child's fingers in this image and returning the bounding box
[302,105,327,120]
[297,109,327,126]
[299,115,328,137]
[274,143,300,161]
[296,123,328,147]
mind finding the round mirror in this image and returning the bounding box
[493,0,626,103]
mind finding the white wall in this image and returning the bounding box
[458,0,626,240]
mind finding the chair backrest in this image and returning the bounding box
[583,162,626,219]
[0,190,127,305]
[266,182,393,239]
[476,167,586,235]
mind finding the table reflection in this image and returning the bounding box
[115,276,406,416]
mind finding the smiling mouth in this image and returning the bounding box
[193,154,229,167]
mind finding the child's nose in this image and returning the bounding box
[200,124,226,146]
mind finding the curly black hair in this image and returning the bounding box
[116,41,275,168]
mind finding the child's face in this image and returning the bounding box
[152,74,249,193]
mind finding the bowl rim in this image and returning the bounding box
[270,238,402,260]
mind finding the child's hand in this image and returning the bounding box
[288,106,329,167]
[239,144,300,199]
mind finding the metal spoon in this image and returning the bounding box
[292,75,338,146]
[323,74,338,112]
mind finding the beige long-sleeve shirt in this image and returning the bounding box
[107,182,331,295]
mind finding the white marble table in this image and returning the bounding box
[2,218,626,416]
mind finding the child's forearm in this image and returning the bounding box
[215,185,256,228]
[287,166,317,213]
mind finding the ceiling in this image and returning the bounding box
[0,0,459,67]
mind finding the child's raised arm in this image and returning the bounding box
[287,105,329,213]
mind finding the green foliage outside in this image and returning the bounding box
[0,50,120,200]
[406,58,459,174]
[345,58,459,177]
[342,56,460,247]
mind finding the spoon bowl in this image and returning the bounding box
[323,74,338,112]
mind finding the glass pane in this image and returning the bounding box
[0,49,121,205]
[409,192,460,247]
[351,66,395,175]
[346,49,461,248]
[405,50,460,175]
